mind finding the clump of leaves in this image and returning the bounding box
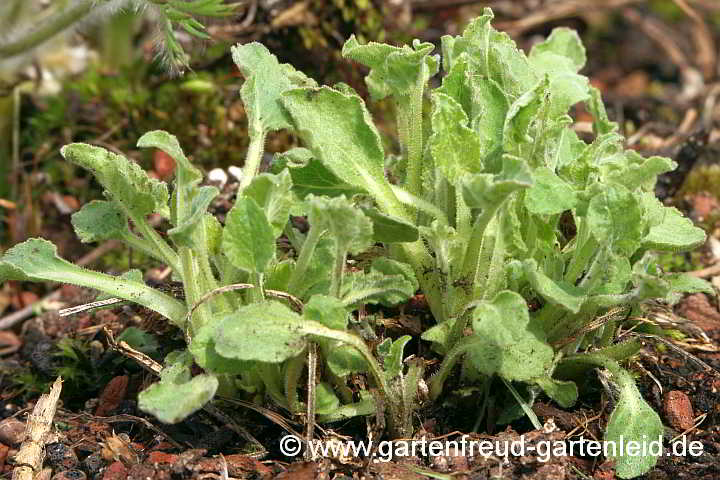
[0,9,713,478]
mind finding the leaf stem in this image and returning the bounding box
[461,203,501,279]
[131,216,180,272]
[287,226,323,296]
[404,74,427,198]
[239,127,267,191]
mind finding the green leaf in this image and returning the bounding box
[524,167,577,215]
[272,148,363,199]
[503,77,548,152]
[420,319,454,354]
[524,259,586,314]
[436,53,472,116]
[587,184,643,256]
[222,197,275,273]
[0,238,186,324]
[466,291,553,381]
[244,170,295,237]
[188,322,249,375]
[666,273,714,296]
[308,195,373,255]
[168,185,219,247]
[665,273,714,304]
[443,8,536,98]
[204,214,223,255]
[359,207,419,243]
[231,42,316,133]
[462,156,533,211]
[213,301,307,363]
[586,86,619,135]
[326,344,368,376]
[640,193,706,252]
[304,295,348,330]
[604,364,664,478]
[604,152,675,192]
[371,257,419,292]
[71,200,127,243]
[468,75,509,157]
[529,27,586,72]
[381,335,411,381]
[116,327,159,357]
[341,270,415,308]
[137,352,218,424]
[265,259,294,292]
[137,130,202,184]
[315,382,341,415]
[281,87,394,207]
[317,391,376,422]
[342,35,438,101]
[429,92,483,183]
[61,143,169,218]
[535,376,578,408]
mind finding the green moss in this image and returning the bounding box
[677,163,720,200]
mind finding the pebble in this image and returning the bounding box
[663,390,695,431]
[0,418,25,447]
[101,461,128,480]
[51,470,86,480]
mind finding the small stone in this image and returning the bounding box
[101,461,128,480]
[663,390,695,431]
[95,376,129,417]
[0,418,25,446]
[51,470,86,480]
[46,442,79,470]
[147,451,177,465]
[82,452,105,476]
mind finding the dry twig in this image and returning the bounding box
[12,377,63,480]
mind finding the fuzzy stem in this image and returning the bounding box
[428,334,477,400]
[284,353,305,414]
[287,226,323,296]
[0,0,96,58]
[131,217,180,272]
[461,204,501,279]
[404,73,427,198]
[330,246,346,298]
[239,127,267,191]
[482,208,507,301]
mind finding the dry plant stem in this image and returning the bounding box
[304,342,317,461]
[495,0,643,34]
[671,0,717,79]
[12,377,62,480]
[622,8,691,72]
[0,240,121,330]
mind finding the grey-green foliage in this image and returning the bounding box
[0,48,420,436]
[274,8,709,477]
[0,9,713,476]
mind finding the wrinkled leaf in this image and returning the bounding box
[222,197,275,273]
